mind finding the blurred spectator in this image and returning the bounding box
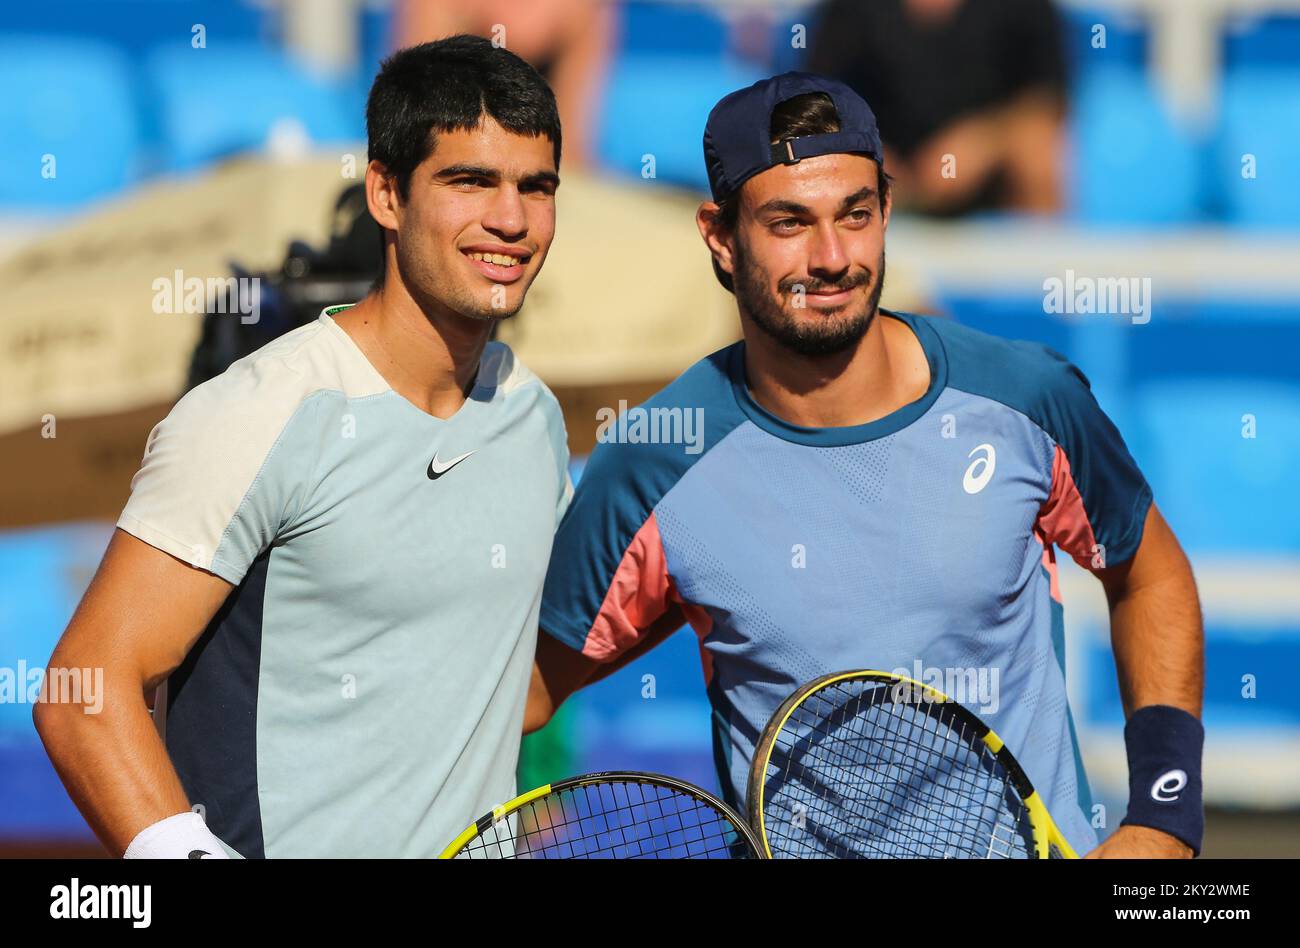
[393,0,616,168]
[808,0,1067,216]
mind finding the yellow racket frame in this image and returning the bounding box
[748,670,1079,859]
[438,770,763,859]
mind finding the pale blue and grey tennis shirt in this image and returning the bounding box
[118,305,571,857]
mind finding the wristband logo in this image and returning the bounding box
[1150,769,1188,803]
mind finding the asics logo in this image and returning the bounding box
[428,450,475,479]
[1151,769,1188,803]
[962,444,997,494]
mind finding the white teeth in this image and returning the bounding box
[467,252,524,266]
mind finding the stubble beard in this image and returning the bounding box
[733,236,886,358]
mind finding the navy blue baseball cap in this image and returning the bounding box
[702,72,884,203]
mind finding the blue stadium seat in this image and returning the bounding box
[1216,67,1300,228]
[1131,379,1300,554]
[357,2,396,104]
[597,53,765,191]
[145,42,361,172]
[618,1,729,55]
[1224,14,1300,69]
[939,293,1075,358]
[0,523,117,838]
[1127,303,1300,386]
[1069,67,1203,224]
[0,0,266,57]
[0,36,139,208]
[1059,7,1148,75]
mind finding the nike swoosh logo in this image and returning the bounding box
[427,450,475,479]
[188,849,211,859]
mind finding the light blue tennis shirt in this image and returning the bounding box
[117,305,571,857]
[541,310,1154,857]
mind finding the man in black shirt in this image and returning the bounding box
[809,0,1068,216]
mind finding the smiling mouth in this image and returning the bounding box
[462,248,533,285]
[802,285,857,305]
[464,250,531,267]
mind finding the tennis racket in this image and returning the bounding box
[748,670,1079,859]
[439,770,764,859]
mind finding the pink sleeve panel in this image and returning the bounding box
[581,512,674,661]
[1036,444,1105,571]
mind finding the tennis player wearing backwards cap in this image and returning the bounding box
[528,73,1204,858]
[36,36,571,857]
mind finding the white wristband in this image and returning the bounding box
[124,811,231,859]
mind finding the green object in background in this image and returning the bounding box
[516,698,577,791]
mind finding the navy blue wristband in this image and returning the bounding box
[1120,705,1205,855]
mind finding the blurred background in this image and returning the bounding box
[1,0,1297,857]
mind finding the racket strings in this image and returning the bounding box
[803,701,1024,858]
[798,699,987,856]
[762,681,1034,858]
[772,691,1025,857]
[455,780,752,859]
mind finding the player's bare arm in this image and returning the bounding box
[33,529,233,856]
[1088,503,1204,859]
[526,605,686,733]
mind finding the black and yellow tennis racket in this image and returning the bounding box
[439,770,763,859]
[748,670,1079,859]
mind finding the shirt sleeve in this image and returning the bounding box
[557,469,575,522]
[116,359,314,585]
[544,399,574,524]
[1033,350,1153,571]
[539,438,679,662]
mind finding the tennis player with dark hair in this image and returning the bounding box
[528,74,1204,858]
[36,35,571,857]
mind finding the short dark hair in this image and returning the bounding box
[709,92,890,293]
[367,35,561,197]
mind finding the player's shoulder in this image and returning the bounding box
[172,321,314,417]
[478,339,568,448]
[915,311,1095,417]
[576,341,746,497]
[159,310,382,457]
[478,340,555,405]
[641,341,743,415]
[607,339,745,458]
[122,319,348,559]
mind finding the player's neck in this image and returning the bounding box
[741,312,930,430]
[335,282,493,420]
